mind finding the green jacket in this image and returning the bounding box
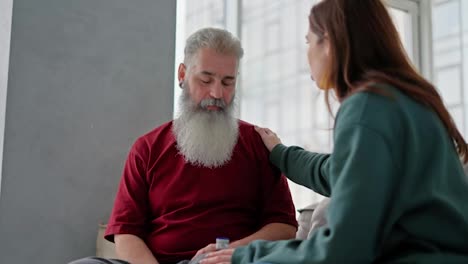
[233,85,468,263]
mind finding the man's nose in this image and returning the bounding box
[209,83,223,99]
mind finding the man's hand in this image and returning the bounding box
[199,248,235,264]
[192,243,218,259]
[254,126,282,152]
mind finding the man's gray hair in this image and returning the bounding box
[184,27,244,68]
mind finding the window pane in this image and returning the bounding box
[449,106,465,134]
[240,0,325,208]
[389,8,414,62]
[432,0,466,135]
[185,0,225,34]
[175,0,226,115]
[240,0,321,142]
[434,66,462,106]
[432,0,460,39]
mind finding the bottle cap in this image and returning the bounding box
[215,237,230,250]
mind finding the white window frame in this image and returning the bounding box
[387,0,433,81]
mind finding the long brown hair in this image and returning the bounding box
[309,0,468,162]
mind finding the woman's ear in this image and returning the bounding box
[324,34,331,56]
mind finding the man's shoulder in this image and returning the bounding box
[132,120,175,152]
[237,119,261,143]
[236,119,270,154]
[140,120,174,139]
[237,119,256,135]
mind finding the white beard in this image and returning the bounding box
[172,88,239,168]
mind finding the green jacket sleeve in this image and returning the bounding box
[270,144,331,196]
[232,123,399,264]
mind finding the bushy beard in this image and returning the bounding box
[172,85,239,168]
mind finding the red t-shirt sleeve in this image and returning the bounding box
[250,127,298,229]
[259,165,298,228]
[105,139,151,242]
[261,175,298,228]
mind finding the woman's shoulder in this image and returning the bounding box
[341,83,400,108]
[337,84,403,130]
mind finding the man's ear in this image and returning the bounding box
[178,63,186,88]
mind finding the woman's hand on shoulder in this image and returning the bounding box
[254,125,282,152]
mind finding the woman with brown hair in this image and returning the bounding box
[200,0,468,263]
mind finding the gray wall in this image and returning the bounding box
[0,0,175,263]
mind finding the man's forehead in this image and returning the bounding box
[195,70,237,79]
[189,49,238,76]
[189,63,238,78]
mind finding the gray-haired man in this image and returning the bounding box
[70,28,297,264]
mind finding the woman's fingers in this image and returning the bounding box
[193,244,217,259]
[255,125,272,135]
[199,248,235,264]
[254,125,282,151]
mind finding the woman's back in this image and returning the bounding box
[229,0,468,262]
[339,84,468,263]
[234,84,468,264]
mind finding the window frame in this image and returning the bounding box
[387,0,433,81]
[173,0,434,208]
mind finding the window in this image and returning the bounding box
[175,0,449,210]
[239,0,422,209]
[387,0,421,67]
[431,0,467,135]
[174,0,228,115]
[240,0,328,209]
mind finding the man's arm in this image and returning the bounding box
[194,223,296,258]
[115,234,159,264]
[229,223,296,247]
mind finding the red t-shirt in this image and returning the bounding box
[105,120,297,264]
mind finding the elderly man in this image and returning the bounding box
[70,28,297,264]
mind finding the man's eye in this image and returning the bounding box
[201,79,211,84]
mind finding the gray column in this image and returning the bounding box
[0,0,176,263]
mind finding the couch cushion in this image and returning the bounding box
[296,198,330,239]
